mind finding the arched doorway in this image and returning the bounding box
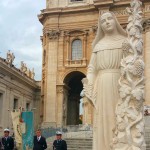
[64,71,85,125]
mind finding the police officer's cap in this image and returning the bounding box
[4,128,10,132]
[56,131,62,135]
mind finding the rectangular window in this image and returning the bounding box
[0,93,3,124]
[26,103,30,111]
[13,98,18,110]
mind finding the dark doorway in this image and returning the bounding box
[64,71,85,125]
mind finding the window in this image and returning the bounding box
[13,98,18,110]
[71,39,82,60]
[26,103,30,111]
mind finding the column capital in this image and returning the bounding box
[46,30,60,40]
[143,19,150,32]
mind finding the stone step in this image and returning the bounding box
[47,127,150,150]
[65,138,92,150]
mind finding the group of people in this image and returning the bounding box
[0,129,67,150]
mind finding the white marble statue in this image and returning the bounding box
[6,50,15,65]
[82,12,126,150]
[31,68,35,79]
[20,61,27,73]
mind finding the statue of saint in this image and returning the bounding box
[20,61,27,73]
[6,50,15,65]
[82,12,126,150]
[31,68,35,79]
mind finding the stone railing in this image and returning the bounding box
[65,59,87,68]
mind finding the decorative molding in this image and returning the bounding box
[64,29,89,37]
[46,30,60,40]
[63,29,89,67]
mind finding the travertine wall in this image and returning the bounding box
[39,0,150,127]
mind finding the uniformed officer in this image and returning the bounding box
[1,128,14,150]
[53,131,67,150]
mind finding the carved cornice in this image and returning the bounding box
[143,18,150,32]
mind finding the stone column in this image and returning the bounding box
[144,19,150,105]
[42,30,60,127]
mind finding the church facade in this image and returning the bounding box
[38,0,150,127]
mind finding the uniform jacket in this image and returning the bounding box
[1,136,14,150]
[33,136,47,150]
[53,139,67,150]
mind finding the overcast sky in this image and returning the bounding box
[0,0,45,80]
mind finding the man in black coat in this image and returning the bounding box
[1,128,14,150]
[53,131,67,150]
[33,129,47,150]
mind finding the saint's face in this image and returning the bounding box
[100,13,116,34]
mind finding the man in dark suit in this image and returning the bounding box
[53,131,67,150]
[33,129,47,150]
[1,128,14,150]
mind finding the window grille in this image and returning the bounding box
[71,39,82,60]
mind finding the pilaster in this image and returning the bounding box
[42,29,60,127]
[144,19,150,105]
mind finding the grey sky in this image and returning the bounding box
[0,0,45,80]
